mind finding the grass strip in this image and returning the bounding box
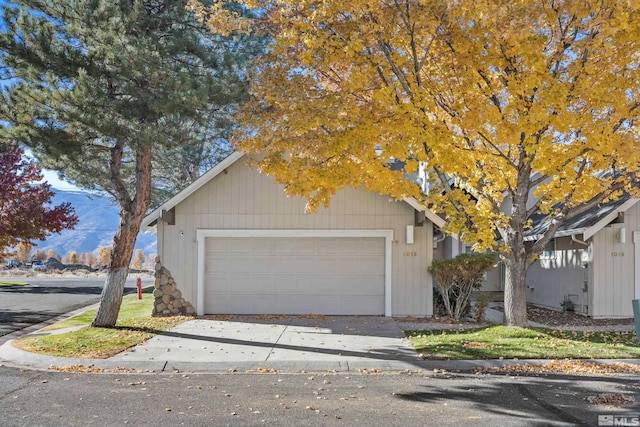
[14,291,191,359]
[0,280,29,286]
[407,325,640,360]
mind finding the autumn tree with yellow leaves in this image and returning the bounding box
[196,1,640,326]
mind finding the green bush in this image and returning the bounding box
[428,252,496,321]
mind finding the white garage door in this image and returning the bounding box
[204,236,385,315]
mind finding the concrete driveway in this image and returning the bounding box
[110,316,422,371]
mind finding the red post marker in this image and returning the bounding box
[136,277,142,300]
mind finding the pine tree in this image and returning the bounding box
[0,1,259,326]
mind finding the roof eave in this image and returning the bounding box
[523,228,589,242]
[142,152,447,231]
[583,198,640,240]
[402,197,446,228]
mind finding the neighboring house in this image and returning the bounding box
[483,196,640,318]
[142,152,445,317]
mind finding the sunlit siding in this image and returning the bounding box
[157,157,433,317]
[591,212,636,318]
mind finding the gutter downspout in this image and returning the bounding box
[432,234,446,249]
[571,235,589,247]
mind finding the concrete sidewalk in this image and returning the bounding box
[1,311,637,373]
[0,316,434,373]
[109,316,424,372]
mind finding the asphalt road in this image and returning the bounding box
[0,276,152,343]
[0,366,638,426]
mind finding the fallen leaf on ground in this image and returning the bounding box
[586,393,635,407]
[476,360,640,375]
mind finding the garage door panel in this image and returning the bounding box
[292,258,318,274]
[251,239,275,253]
[226,238,253,253]
[332,276,385,294]
[273,238,297,254]
[204,236,386,315]
[337,238,365,253]
[205,294,384,315]
[317,239,339,254]
[335,256,385,275]
[341,238,384,254]
[295,239,318,254]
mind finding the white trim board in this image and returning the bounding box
[403,197,446,228]
[196,229,394,316]
[583,198,640,240]
[634,231,640,300]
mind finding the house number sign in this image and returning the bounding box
[611,251,625,257]
[403,251,418,257]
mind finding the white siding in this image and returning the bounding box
[481,263,503,292]
[526,237,589,314]
[158,157,432,317]
[592,220,635,318]
[526,207,638,318]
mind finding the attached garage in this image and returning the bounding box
[198,230,392,315]
[143,151,444,318]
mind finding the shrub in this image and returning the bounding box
[428,252,496,321]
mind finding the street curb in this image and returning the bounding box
[0,300,102,344]
[0,286,149,345]
[2,339,640,374]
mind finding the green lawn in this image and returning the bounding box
[0,280,28,286]
[407,325,640,360]
[14,291,191,359]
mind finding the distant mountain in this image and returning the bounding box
[32,189,157,257]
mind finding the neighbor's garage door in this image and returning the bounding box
[204,237,385,315]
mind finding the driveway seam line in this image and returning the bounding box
[265,317,292,362]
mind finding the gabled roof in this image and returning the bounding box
[142,151,244,230]
[523,196,640,242]
[142,152,446,230]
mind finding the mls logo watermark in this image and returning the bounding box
[599,415,640,426]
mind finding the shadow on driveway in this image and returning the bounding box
[112,316,422,365]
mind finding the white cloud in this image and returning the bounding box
[41,169,82,191]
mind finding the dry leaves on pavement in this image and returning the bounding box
[585,393,636,407]
[476,360,640,375]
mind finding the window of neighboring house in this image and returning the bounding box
[539,238,556,260]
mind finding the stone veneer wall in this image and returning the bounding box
[152,257,196,316]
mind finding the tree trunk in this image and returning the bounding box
[91,206,145,327]
[91,146,152,327]
[92,266,129,327]
[503,256,528,327]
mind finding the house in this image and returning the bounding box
[483,196,640,318]
[141,152,445,317]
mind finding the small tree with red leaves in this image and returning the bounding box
[0,145,78,257]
